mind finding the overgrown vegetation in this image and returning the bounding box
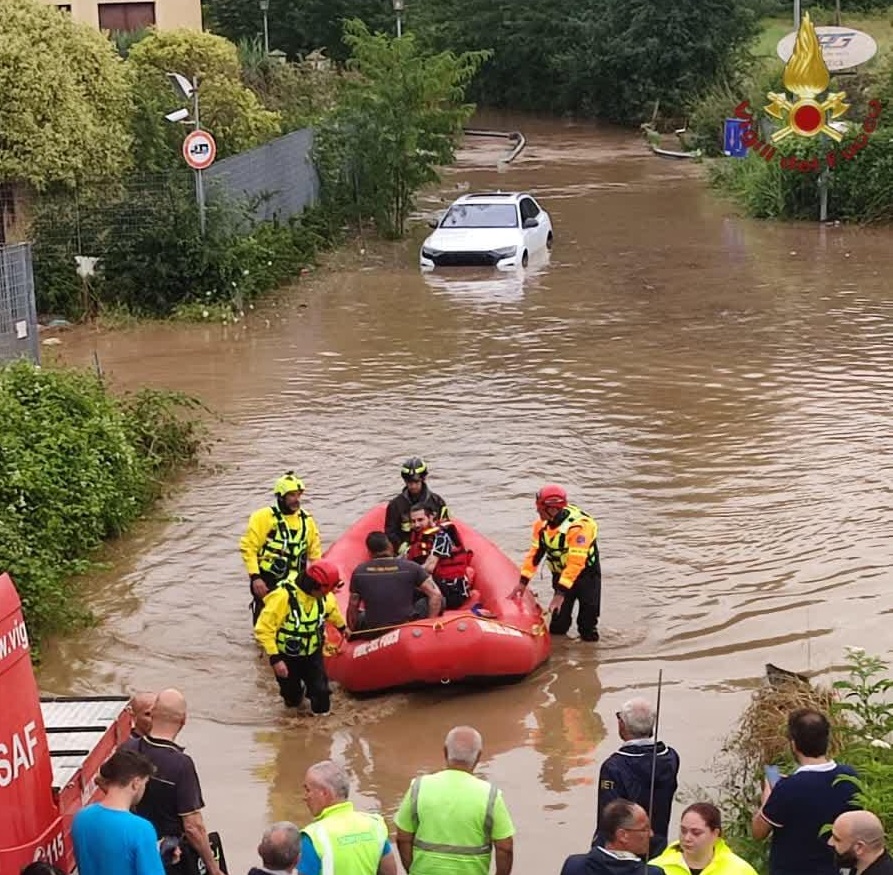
[706,649,893,874]
[315,21,487,238]
[206,0,760,125]
[31,175,343,318]
[0,361,207,650]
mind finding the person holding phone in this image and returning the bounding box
[751,708,860,875]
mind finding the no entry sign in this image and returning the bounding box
[182,130,217,171]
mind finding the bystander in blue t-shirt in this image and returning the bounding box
[72,803,165,875]
[761,761,859,875]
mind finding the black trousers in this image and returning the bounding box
[275,650,331,713]
[549,565,601,640]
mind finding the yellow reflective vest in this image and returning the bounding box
[520,505,599,591]
[240,505,322,579]
[254,580,345,657]
[302,800,389,875]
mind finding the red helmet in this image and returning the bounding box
[304,560,343,594]
[536,484,568,513]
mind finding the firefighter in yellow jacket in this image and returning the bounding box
[241,472,322,623]
[254,560,347,715]
[510,484,601,642]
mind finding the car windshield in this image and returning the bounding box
[441,203,518,229]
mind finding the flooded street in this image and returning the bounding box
[39,114,893,873]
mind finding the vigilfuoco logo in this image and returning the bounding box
[733,13,882,172]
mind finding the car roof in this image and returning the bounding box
[452,191,530,205]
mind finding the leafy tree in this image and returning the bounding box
[552,0,759,124]
[0,0,132,188]
[126,29,282,164]
[204,0,395,62]
[315,20,487,238]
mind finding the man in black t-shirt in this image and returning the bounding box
[347,531,442,634]
[121,689,223,875]
[828,811,893,875]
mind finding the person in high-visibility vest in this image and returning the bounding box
[298,760,397,875]
[394,726,515,875]
[254,560,347,715]
[510,484,601,642]
[241,472,323,624]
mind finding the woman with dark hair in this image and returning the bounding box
[650,803,758,875]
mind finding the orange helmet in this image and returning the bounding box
[536,484,568,513]
[305,560,343,594]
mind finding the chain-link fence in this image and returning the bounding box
[0,244,39,365]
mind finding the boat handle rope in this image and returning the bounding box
[327,612,546,654]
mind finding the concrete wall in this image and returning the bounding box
[43,0,202,31]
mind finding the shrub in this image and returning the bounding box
[0,361,207,650]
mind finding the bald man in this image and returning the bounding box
[395,726,514,875]
[829,811,893,875]
[122,689,223,875]
[127,692,156,739]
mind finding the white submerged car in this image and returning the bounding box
[420,191,553,270]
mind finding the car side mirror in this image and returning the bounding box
[427,216,440,228]
[522,217,538,229]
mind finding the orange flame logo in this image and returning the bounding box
[783,13,830,98]
[765,13,849,142]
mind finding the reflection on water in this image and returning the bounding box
[422,252,552,306]
[38,113,893,874]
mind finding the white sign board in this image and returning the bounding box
[777,26,878,70]
[182,130,217,171]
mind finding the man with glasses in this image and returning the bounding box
[254,560,348,715]
[562,800,662,875]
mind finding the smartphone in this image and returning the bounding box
[764,764,783,788]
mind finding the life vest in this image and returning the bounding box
[540,505,598,574]
[275,581,325,657]
[407,523,472,583]
[301,800,389,875]
[258,506,309,579]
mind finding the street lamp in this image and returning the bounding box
[392,0,404,38]
[259,0,270,54]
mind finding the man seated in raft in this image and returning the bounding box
[347,531,443,637]
[406,504,475,610]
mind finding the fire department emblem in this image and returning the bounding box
[765,12,849,142]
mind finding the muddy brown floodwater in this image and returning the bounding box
[38,113,893,874]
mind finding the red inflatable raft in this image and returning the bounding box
[322,505,550,693]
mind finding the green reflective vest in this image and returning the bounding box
[302,800,388,875]
[409,774,497,858]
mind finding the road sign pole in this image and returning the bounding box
[196,168,207,236]
[191,77,207,237]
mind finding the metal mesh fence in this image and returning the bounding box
[205,127,319,222]
[0,244,39,365]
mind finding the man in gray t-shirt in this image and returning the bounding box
[348,531,442,633]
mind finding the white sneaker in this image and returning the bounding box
[311,710,331,717]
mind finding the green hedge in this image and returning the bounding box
[0,361,206,649]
